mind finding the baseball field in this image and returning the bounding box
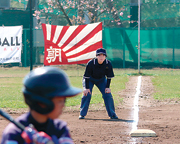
[0,66,180,143]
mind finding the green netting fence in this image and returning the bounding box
[103,27,180,68]
[17,27,180,69]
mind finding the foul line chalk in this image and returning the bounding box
[130,76,156,137]
[132,76,142,131]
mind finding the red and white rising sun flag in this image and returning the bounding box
[42,22,102,65]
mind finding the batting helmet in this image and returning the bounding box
[96,48,107,57]
[22,66,82,114]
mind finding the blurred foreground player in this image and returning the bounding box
[1,67,81,144]
[79,48,118,120]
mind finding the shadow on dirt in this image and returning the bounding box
[84,118,134,123]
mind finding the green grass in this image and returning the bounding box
[140,69,180,100]
[0,77,25,108]
[0,67,128,109]
[1,67,180,109]
[151,75,180,100]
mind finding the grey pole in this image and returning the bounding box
[138,0,141,73]
[30,0,33,71]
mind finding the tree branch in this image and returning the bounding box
[56,0,72,25]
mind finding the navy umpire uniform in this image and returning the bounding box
[79,48,118,119]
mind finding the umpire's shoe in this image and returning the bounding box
[79,115,85,119]
[110,116,118,119]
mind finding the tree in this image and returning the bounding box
[33,0,131,27]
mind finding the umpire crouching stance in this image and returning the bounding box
[79,48,118,119]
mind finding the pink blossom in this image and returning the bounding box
[120,12,123,16]
[36,16,40,19]
[35,10,40,15]
[127,15,131,18]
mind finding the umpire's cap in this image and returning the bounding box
[96,48,107,56]
[22,66,82,114]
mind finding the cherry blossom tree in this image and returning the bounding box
[33,0,131,27]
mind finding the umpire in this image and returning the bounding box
[79,48,118,119]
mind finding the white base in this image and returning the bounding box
[130,129,156,137]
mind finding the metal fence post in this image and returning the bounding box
[30,0,33,71]
[24,29,27,67]
[173,27,175,69]
[123,29,125,68]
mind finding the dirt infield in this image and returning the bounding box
[1,76,180,143]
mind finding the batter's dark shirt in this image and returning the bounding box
[84,58,114,79]
[1,112,72,144]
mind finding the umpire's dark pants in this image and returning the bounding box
[80,77,117,118]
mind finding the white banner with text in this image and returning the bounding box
[0,26,22,63]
